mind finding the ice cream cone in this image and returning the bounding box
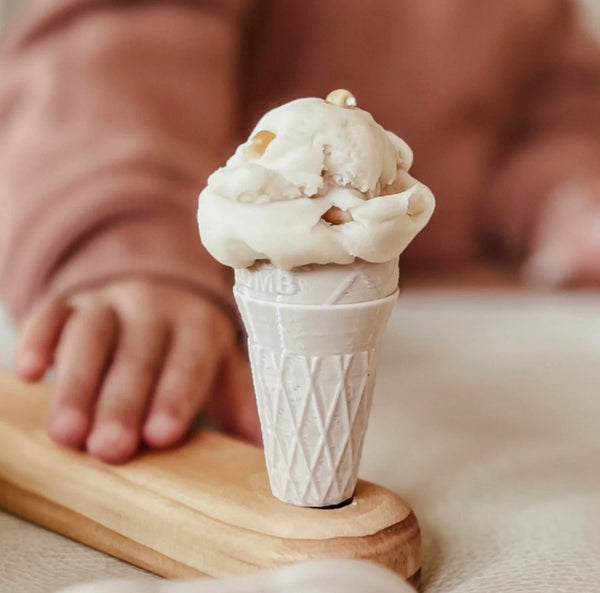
[234,259,398,507]
[198,91,434,506]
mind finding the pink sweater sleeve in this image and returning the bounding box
[0,0,251,322]
[483,1,600,258]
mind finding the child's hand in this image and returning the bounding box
[523,186,600,287]
[14,280,260,463]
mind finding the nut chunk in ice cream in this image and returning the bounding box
[197,91,435,270]
[197,91,434,508]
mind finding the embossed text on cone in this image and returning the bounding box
[234,260,398,507]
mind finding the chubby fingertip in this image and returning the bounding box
[249,427,263,447]
[238,430,262,447]
[234,418,263,447]
[143,413,186,449]
[522,246,577,289]
[214,404,262,447]
[87,422,139,464]
[48,407,89,448]
[15,350,48,381]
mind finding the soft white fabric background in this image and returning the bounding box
[364,292,600,593]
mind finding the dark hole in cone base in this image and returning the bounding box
[313,496,354,510]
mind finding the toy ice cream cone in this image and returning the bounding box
[197,90,435,507]
[234,260,398,506]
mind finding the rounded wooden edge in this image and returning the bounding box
[267,509,422,583]
[0,479,422,583]
[252,479,414,540]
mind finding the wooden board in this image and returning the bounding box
[0,372,421,585]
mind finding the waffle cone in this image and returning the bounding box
[234,260,398,507]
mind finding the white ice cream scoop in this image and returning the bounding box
[197,91,434,270]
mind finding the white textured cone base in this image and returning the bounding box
[234,259,399,305]
[235,289,397,507]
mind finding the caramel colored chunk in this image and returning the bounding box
[325,89,357,109]
[322,206,354,225]
[247,130,276,158]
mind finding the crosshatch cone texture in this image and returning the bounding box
[234,261,398,507]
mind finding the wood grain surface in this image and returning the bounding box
[0,372,421,583]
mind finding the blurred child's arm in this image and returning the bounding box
[0,0,260,461]
[482,1,600,285]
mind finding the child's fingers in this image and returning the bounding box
[143,327,219,449]
[86,319,169,463]
[526,189,600,287]
[524,240,600,288]
[15,299,72,381]
[48,305,117,448]
[209,349,261,446]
